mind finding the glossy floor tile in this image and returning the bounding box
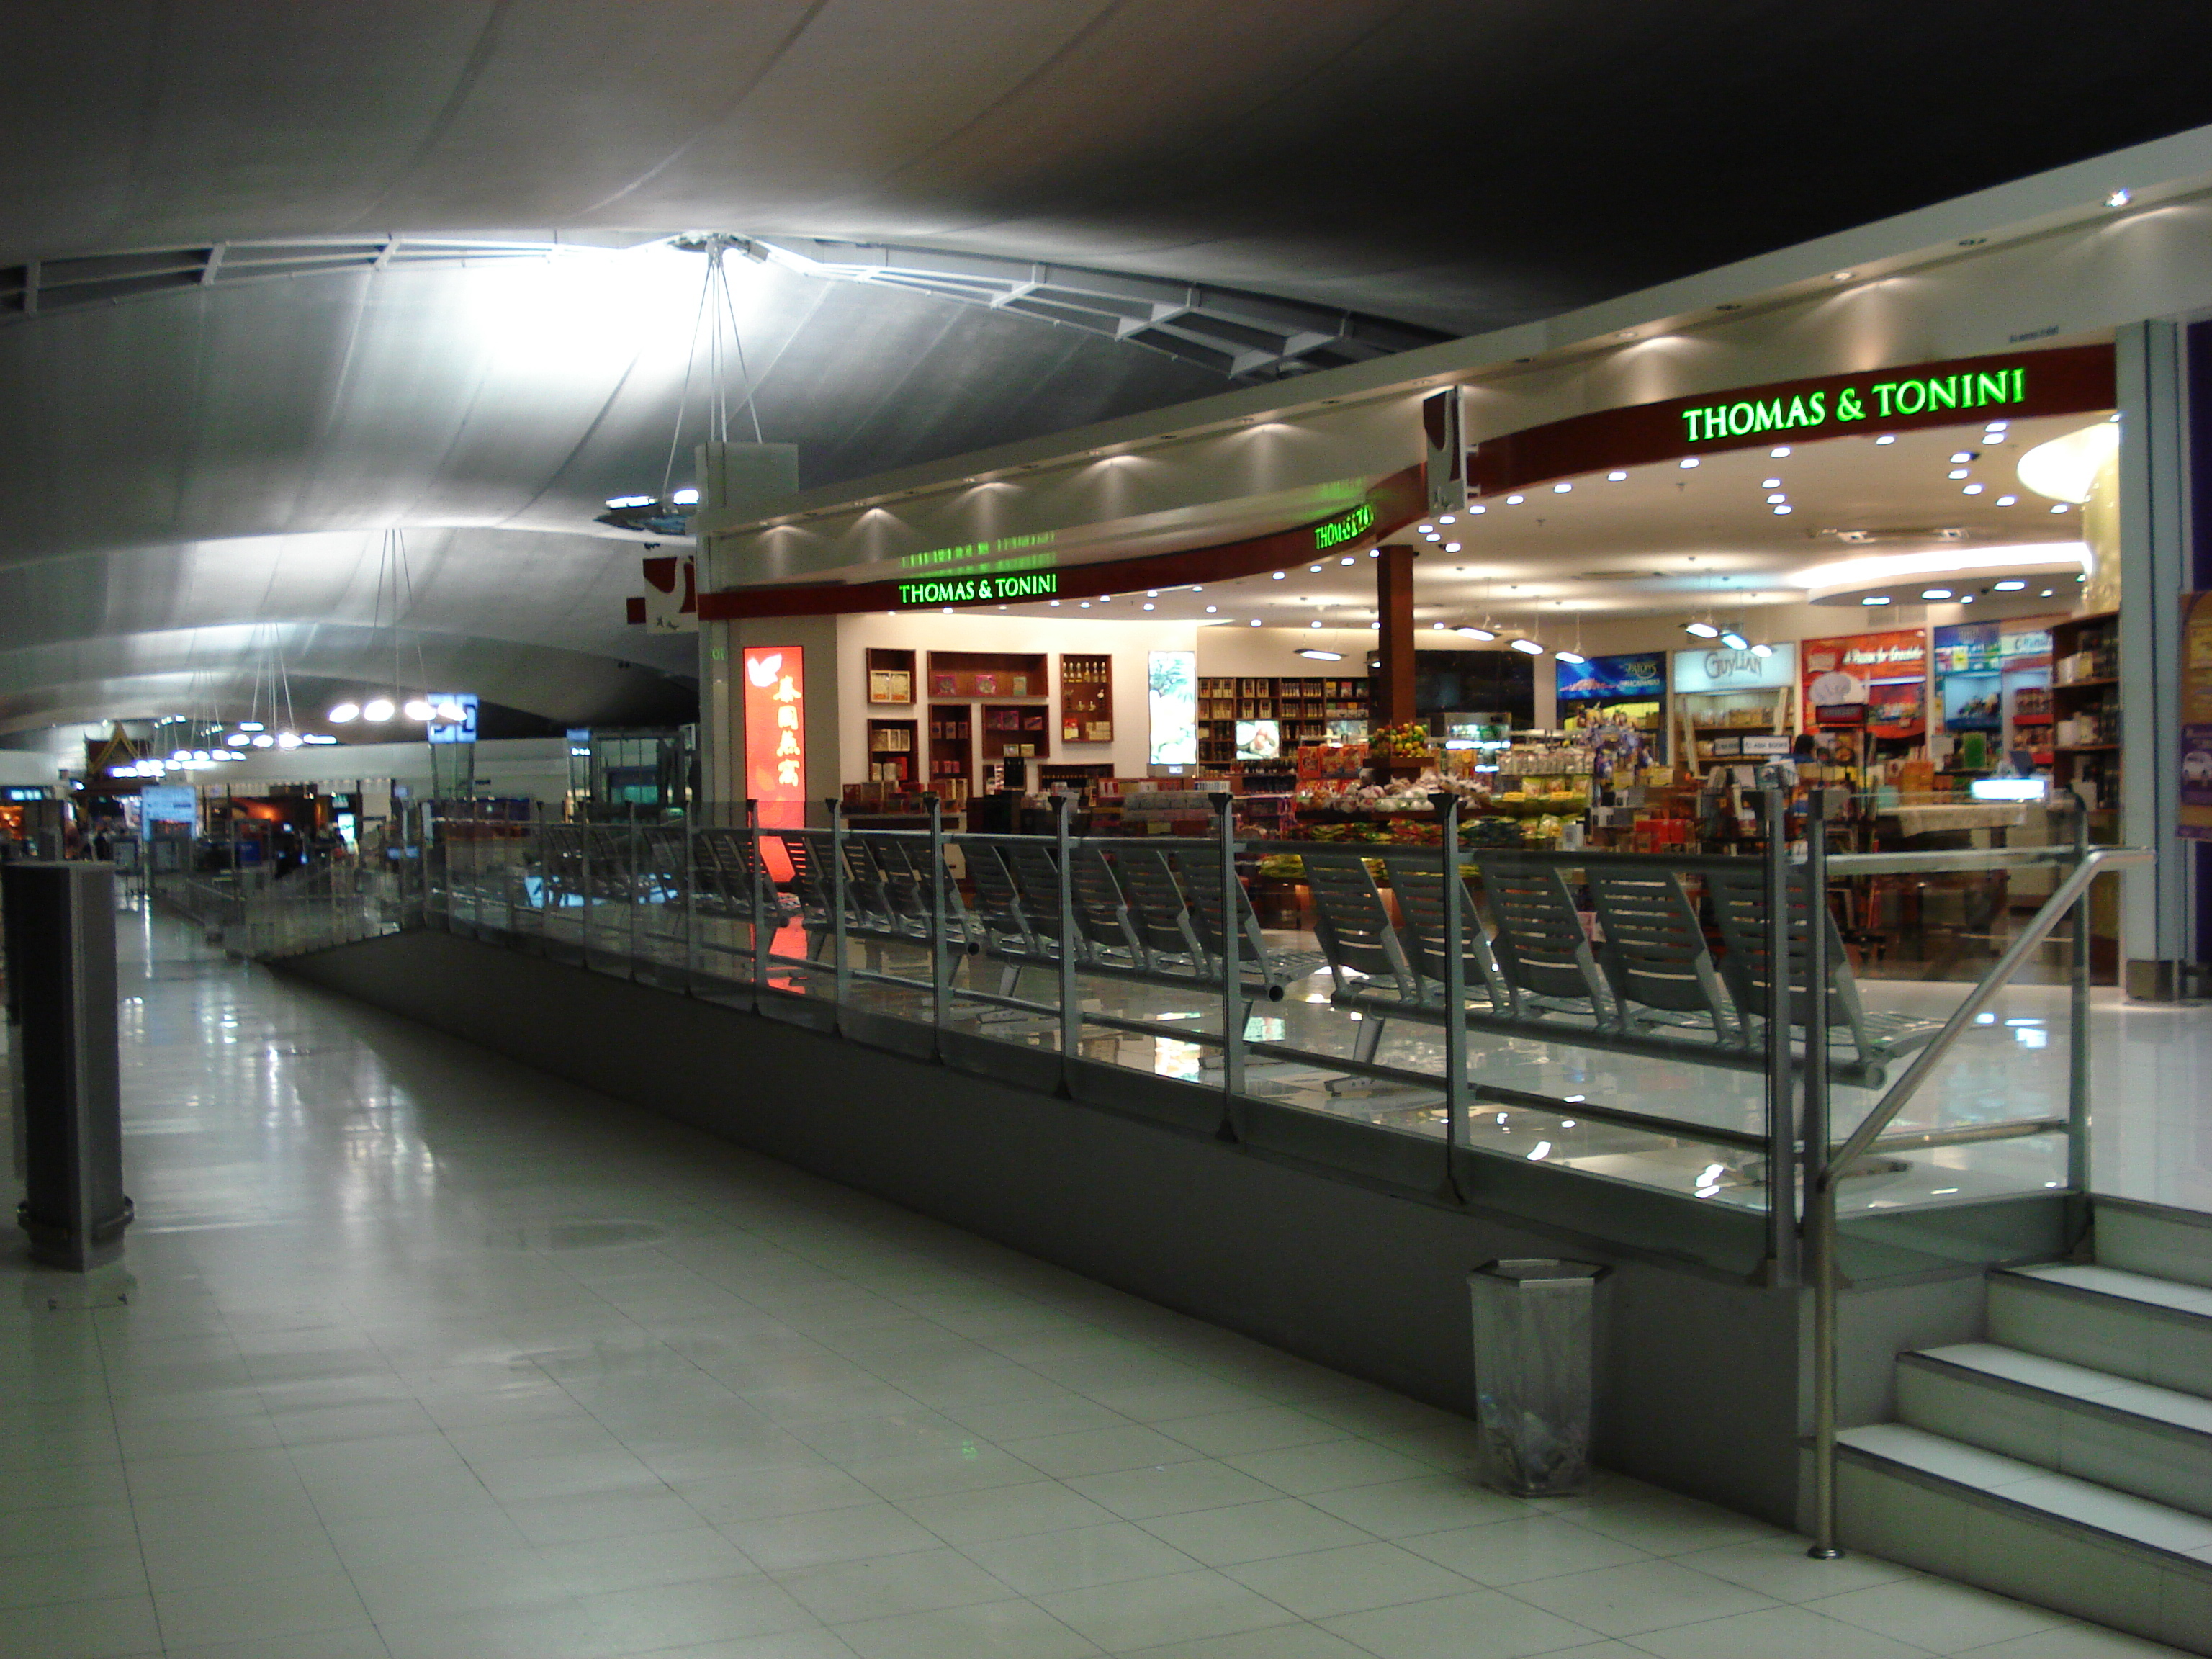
[0,908,2194,1658]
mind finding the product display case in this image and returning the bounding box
[866,648,915,704]
[1058,654,1113,744]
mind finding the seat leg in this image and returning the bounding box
[1353,1015,1384,1064]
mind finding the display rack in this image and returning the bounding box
[865,719,917,785]
[927,651,1046,699]
[927,705,974,791]
[2050,611,2120,819]
[1059,654,1113,744]
[1197,676,1367,765]
[981,703,1049,760]
[1673,685,1796,769]
[866,648,915,705]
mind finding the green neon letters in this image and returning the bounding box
[896,572,1058,606]
[1313,502,1375,549]
[1678,365,2028,444]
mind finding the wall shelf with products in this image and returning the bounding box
[865,719,917,786]
[927,652,1047,700]
[1059,655,1113,744]
[927,706,974,792]
[866,648,915,705]
[1197,676,1367,765]
[2049,610,2121,976]
[981,703,1049,760]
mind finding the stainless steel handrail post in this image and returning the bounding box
[829,797,850,1017]
[1763,780,1799,1285]
[1431,792,1468,1199]
[1213,792,1244,1112]
[1804,807,1841,1560]
[747,799,768,996]
[2067,804,2092,1194]
[926,793,950,1047]
[1056,796,1080,1078]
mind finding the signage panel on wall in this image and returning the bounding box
[1148,650,1198,766]
[426,693,479,745]
[742,647,806,878]
[2180,593,2212,840]
[1557,652,1665,699]
[1804,631,1928,739]
[1932,623,2000,673]
[139,785,197,830]
[1669,642,1795,693]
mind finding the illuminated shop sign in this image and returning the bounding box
[1671,642,1797,692]
[1680,366,2028,444]
[895,572,1058,606]
[1313,502,1375,550]
[742,647,806,833]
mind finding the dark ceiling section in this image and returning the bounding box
[5,3,2212,332]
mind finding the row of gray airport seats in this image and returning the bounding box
[513,827,1941,1085]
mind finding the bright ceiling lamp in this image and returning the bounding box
[1683,621,1720,639]
[1554,649,1587,665]
[1794,542,2089,596]
[1750,642,1774,657]
[361,698,397,722]
[301,733,339,745]
[328,701,361,723]
[1295,648,1344,661]
[1509,637,1545,655]
[1719,629,1749,650]
[1456,624,1496,641]
[403,698,436,721]
[2017,419,2118,504]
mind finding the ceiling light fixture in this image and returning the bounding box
[1770,446,1791,458]
[1683,621,1720,639]
[1295,648,1344,661]
[1457,625,1496,641]
[1993,580,2026,591]
[1922,588,1953,600]
[1506,493,1525,504]
[1509,638,1545,655]
[1607,471,1627,482]
[1719,629,1749,651]
[2106,188,2132,208]
[1555,649,1586,665]
[1679,458,1699,469]
[1862,595,1892,606]
[1875,434,1896,446]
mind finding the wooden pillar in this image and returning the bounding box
[1375,542,1417,726]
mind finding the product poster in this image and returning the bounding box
[2180,593,2212,839]
[1804,630,1927,737]
[1932,621,2000,672]
[1557,652,1665,700]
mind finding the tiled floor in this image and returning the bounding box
[0,907,2194,1658]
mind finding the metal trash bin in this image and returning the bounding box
[1469,1258,1608,1497]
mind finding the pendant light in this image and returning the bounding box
[327,528,436,729]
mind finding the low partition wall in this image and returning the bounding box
[278,925,2047,1528]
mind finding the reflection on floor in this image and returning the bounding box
[0,909,2190,1657]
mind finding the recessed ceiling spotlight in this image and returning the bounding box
[1922,588,1953,600]
[1272,571,1286,579]
[1862,595,1892,606]
[1444,541,1461,552]
[1766,493,1787,504]
[1553,482,1572,493]
[1142,602,1155,610]
[1948,468,1971,479]
[1680,458,1700,469]
[1607,470,1627,482]
[1048,599,1060,606]
[2050,504,2070,513]
[1205,604,1217,613]
[1368,549,1380,557]
[1439,514,1456,525]
[2040,589,2055,597]
[1950,451,1977,463]
[1683,621,1720,639]
[1762,477,1782,488]
[1309,619,1322,628]
[1960,595,1976,603]
[1618,329,1637,340]
[2106,187,2132,208]
[1468,504,1487,514]
[1340,556,1356,565]
[1309,564,1323,572]
[1996,495,2018,505]
[1770,446,1791,458]
[1875,434,1896,446]
[1831,271,1853,282]
[1249,619,1262,626]
[1962,483,1984,495]
[1985,421,2009,432]
[1773,505,1793,515]
[1431,621,1445,630]
[1419,523,1435,534]
[1509,638,1545,655]
[1994,580,2026,591]
[1506,493,1525,504]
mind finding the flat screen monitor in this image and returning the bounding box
[1412,649,1535,723]
[1235,719,1282,760]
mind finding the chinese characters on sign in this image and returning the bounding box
[743,647,806,875]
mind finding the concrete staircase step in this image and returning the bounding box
[2098,1197,2212,1292]
[1988,1263,2212,1397]
[1835,1421,2212,1654]
[1899,1341,2212,1517]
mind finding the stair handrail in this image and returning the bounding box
[1804,828,2154,1560]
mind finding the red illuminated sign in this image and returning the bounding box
[743,647,806,842]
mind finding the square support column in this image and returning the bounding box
[1375,542,1417,727]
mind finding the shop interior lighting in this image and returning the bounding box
[1987,421,2009,432]
[1750,642,1775,657]
[1509,638,1545,655]
[1766,493,1786,504]
[1683,621,1720,638]
[251,733,274,748]
[2106,188,2132,208]
[1554,649,1587,665]
[1875,434,1896,445]
[302,734,338,745]
[1994,579,2026,590]
[1762,477,1782,488]
[1553,482,1571,493]
[1272,570,1285,578]
[1997,494,2018,505]
[1862,595,1892,605]
[1417,523,1434,534]
[1948,468,1971,479]
[1770,446,1791,458]
[1340,556,1356,565]
[1438,515,1455,525]
[1719,629,1749,650]
[362,698,396,721]
[239,721,264,732]
[1456,625,1496,640]
[328,702,360,723]
[1922,588,1953,600]
[2040,588,2055,597]
[1443,541,1460,552]
[2050,504,2069,513]
[1606,471,1627,482]
[1774,504,1792,515]
[1295,649,1343,661]
[1506,493,1525,504]
[1467,504,1485,514]
[1679,458,1699,469]
[1950,451,1976,463]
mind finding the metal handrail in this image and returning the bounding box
[1802,835,2152,1560]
